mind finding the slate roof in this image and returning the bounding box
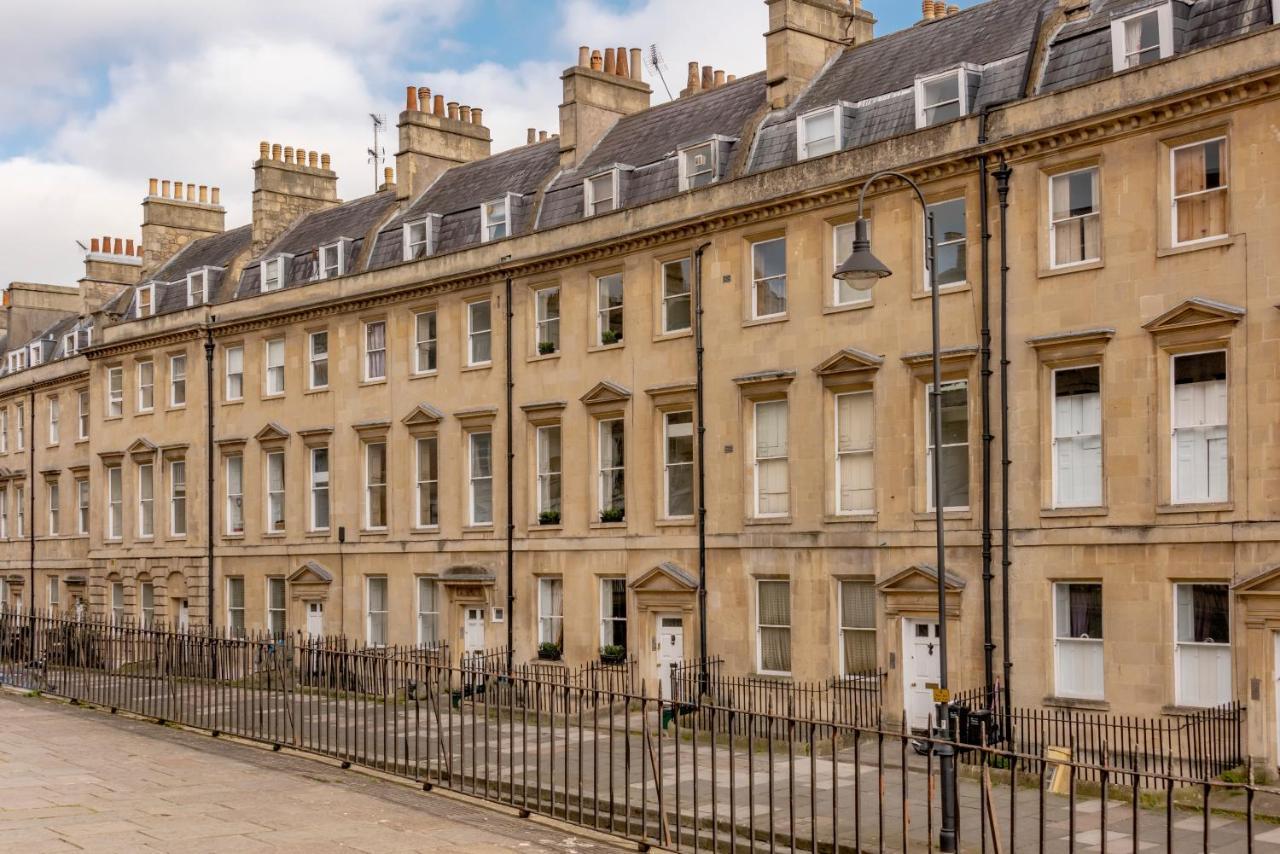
[539,73,768,229]
[1,312,94,375]
[1039,0,1273,94]
[368,140,563,270]
[119,224,252,321]
[236,190,397,298]
[748,0,1051,174]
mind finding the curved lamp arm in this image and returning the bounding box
[857,170,929,218]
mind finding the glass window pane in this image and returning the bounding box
[752,239,786,281]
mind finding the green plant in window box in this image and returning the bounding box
[601,329,621,345]
[537,642,562,661]
[538,341,557,355]
[538,510,561,525]
[600,506,625,523]
[600,644,626,664]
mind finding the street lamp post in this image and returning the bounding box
[835,171,957,853]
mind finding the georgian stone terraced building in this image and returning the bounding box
[4,0,1280,765]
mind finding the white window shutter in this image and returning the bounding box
[1207,429,1228,501]
[1080,436,1103,505]
[1206,379,1227,425]
[1109,21,1127,73]
[1175,428,1205,502]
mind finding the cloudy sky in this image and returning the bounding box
[0,0,976,288]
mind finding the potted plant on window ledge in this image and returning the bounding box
[599,506,625,524]
[600,644,626,665]
[538,642,562,661]
[538,341,557,355]
[538,509,560,525]
[601,329,622,346]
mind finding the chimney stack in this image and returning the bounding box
[559,45,651,167]
[252,140,339,253]
[81,230,143,300]
[395,83,493,200]
[140,176,225,276]
[765,0,875,109]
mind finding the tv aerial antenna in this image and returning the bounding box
[645,44,674,101]
[368,113,386,192]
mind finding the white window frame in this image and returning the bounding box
[597,418,625,518]
[137,462,154,538]
[752,400,790,518]
[47,395,59,445]
[584,169,620,216]
[481,195,512,243]
[537,577,564,647]
[415,436,438,529]
[169,460,186,537]
[1170,349,1228,505]
[224,346,244,401]
[111,581,125,624]
[755,579,792,677]
[266,577,287,635]
[136,360,154,412]
[914,68,973,129]
[76,477,89,536]
[226,577,245,637]
[925,380,970,513]
[136,284,155,319]
[1109,5,1174,73]
[0,487,7,539]
[260,256,287,293]
[364,320,387,381]
[225,455,244,535]
[14,402,22,451]
[414,311,438,374]
[367,576,389,646]
[317,241,345,280]
[596,273,625,346]
[661,258,692,334]
[926,198,968,290]
[467,300,492,367]
[169,354,187,407]
[663,410,694,520]
[534,288,560,355]
[535,424,562,517]
[750,236,787,320]
[469,431,494,526]
[1049,167,1102,269]
[1053,582,1105,701]
[832,221,872,307]
[140,581,155,628]
[403,218,431,261]
[0,408,8,452]
[417,577,440,644]
[834,391,875,516]
[599,577,627,650]
[106,465,122,540]
[1173,583,1232,708]
[77,390,89,440]
[364,441,388,530]
[107,366,123,417]
[14,485,23,538]
[308,331,329,389]
[48,576,60,611]
[7,350,26,372]
[265,450,286,533]
[678,141,719,191]
[186,269,208,306]
[796,105,842,161]
[1051,365,1104,509]
[46,478,59,536]
[264,338,286,396]
[1170,137,1229,247]
[309,447,330,532]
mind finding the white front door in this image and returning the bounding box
[306,601,324,637]
[656,614,684,700]
[463,607,486,655]
[177,599,190,631]
[904,619,942,731]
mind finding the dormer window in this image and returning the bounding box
[797,106,841,160]
[1110,5,1172,72]
[318,242,345,279]
[7,351,25,372]
[481,196,510,242]
[403,219,431,260]
[62,328,90,357]
[187,270,207,306]
[28,342,44,367]
[914,68,977,129]
[136,284,155,318]
[679,142,718,190]
[261,257,286,293]
[585,171,619,216]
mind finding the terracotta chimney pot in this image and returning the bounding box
[271,143,282,160]
[948,4,959,14]
[102,234,111,251]
[471,107,483,125]
[320,154,331,170]
[630,48,643,80]
[590,50,603,71]
[433,94,445,115]
[615,46,629,78]
[539,130,549,142]
[922,0,934,18]
[447,101,459,120]
[384,166,393,185]
[90,238,100,253]
[308,151,318,168]
[148,177,158,196]
[161,180,171,197]
[578,46,590,67]
[173,182,185,201]
[687,61,700,93]
[198,185,208,203]
[527,128,537,144]
[714,69,726,87]
[283,146,294,163]
[459,105,472,123]
[728,73,737,82]
[603,48,616,75]
[125,239,135,255]
[186,183,196,200]
[298,147,308,165]
[211,187,221,205]
[405,85,418,111]
[702,65,714,90]
[113,238,124,255]
[418,87,431,111]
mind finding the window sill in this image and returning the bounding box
[305,530,331,538]
[76,438,89,445]
[165,405,187,413]
[222,534,245,542]
[823,301,873,316]
[527,352,560,363]
[221,400,243,407]
[825,512,878,524]
[1043,695,1109,712]
[304,387,330,396]
[653,328,693,343]
[1161,704,1226,717]
[745,516,792,526]
[135,410,154,417]
[263,532,286,539]
[1156,502,1234,515]
[461,363,492,373]
[411,526,441,535]
[358,379,387,388]
[588,343,624,354]
[164,535,188,543]
[360,528,390,537]
[753,672,793,682]
[1157,235,1233,258]
[655,517,695,528]
[912,510,973,522]
[743,315,787,329]
[911,282,970,300]
[530,523,563,533]
[1038,258,1104,279]
[1040,506,1109,518]
[463,525,495,536]
[262,393,285,402]
[590,521,627,530]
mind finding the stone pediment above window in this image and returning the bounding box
[288,560,333,585]
[877,563,966,594]
[127,438,157,459]
[453,407,498,428]
[297,427,333,447]
[1232,565,1280,595]
[877,563,965,618]
[402,403,445,430]
[814,348,883,386]
[580,380,632,410]
[1027,328,1115,363]
[630,561,698,593]
[254,422,291,445]
[900,345,978,380]
[1143,297,1244,338]
[352,419,392,439]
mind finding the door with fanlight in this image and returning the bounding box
[306,601,324,637]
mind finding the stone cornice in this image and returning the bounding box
[85,328,202,362]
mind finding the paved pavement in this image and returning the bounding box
[0,692,629,853]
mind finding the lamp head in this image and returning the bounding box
[834,217,892,290]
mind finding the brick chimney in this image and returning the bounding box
[765,0,875,109]
[141,178,225,277]
[252,141,339,253]
[558,46,651,168]
[395,86,492,201]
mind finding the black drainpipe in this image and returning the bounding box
[204,324,216,628]
[977,112,995,699]
[694,242,711,694]
[28,387,35,617]
[994,159,1014,724]
[505,275,515,674]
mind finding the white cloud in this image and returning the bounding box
[409,60,564,154]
